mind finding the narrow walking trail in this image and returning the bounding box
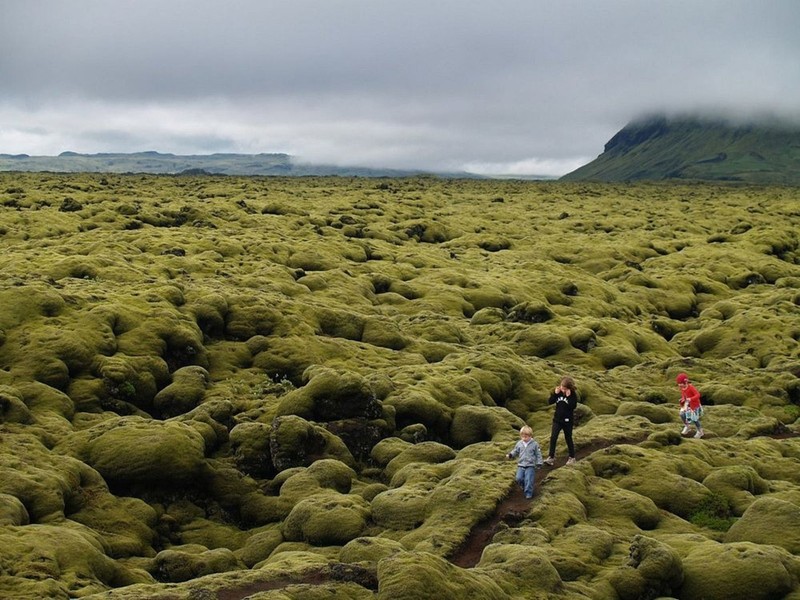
[448,437,638,568]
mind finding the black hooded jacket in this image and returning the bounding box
[548,388,578,423]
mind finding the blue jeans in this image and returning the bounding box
[516,465,536,498]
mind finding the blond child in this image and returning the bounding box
[506,425,543,499]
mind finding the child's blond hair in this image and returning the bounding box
[520,425,532,436]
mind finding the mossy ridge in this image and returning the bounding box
[0,173,799,599]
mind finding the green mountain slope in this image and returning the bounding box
[561,115,800,184]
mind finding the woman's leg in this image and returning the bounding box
[563,420,575,457]
[548,421,561,458]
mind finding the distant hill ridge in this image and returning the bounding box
[561,114,800,185]
[0,150,459,178]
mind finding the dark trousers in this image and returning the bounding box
[548,419,575,458]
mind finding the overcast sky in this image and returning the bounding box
[1,1,798,176]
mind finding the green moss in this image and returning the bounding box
[361,317,408,350]
[506,301,554,324]
[315,307,365,341]
[55,417,206,487]
[0,386,33,424]
[370,437,412,466]
[469,307,505,325]
[0,523,143,597]
[616,401,674,424]
[152,365,209,418]
[287,249,340,272]
[478,544,564,595]
[281,491,370,546]
[725,497,800,552]
[154,546,244,582]
[370,486,428,530]
[69,493,158,558]
[384,442,456,481]
[592,345,642,369]
[383,391,452,439]
[377,550,508,599]
[229,421,273,478]
[588,445,712,519]
[462,286,515,312]
[680,540,797,600]
[449,405,524,448]
[702,465,768,515]
[426,374,489,409]
[0,432,91,522]
[340,536,405,565]
[269,415,355,472]
[688,492,736,531]
[582,477,662,531]
[0,492,29,526]
[275,366,380,422]
[234,525,284,567]
[17,381,75,420]
[224,301,282,340]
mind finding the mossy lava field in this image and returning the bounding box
[0,172,798,599]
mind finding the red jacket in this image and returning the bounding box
[679,384,701,411]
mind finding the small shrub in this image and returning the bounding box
[689,493,736,531]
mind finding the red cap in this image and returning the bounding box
[676,373,688,384]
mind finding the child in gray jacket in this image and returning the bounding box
[507,425,543,499]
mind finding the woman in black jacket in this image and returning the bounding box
[543,376,579,466]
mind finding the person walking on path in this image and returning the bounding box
[544,376,579,466]
[677,372,704,438]
[506,425,543,499]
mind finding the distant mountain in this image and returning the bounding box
[561,115,800,185]
[0,151,469,178]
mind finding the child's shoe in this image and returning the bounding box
[565,457,576,466]
[681,425,690,435]
[694,429,704,439]
[543,457,555,466]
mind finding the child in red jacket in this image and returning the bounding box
[677,373,704,438]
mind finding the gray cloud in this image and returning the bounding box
[1,0,798,175]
